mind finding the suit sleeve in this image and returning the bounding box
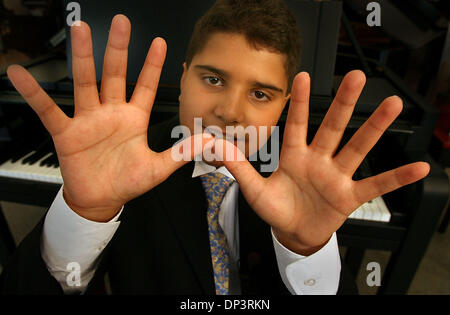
[0,214,64,294]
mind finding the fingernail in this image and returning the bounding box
[300,71,310,78]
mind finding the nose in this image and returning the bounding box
[214,89,245,125]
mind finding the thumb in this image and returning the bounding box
[218,139,266,207]
[156,133,215,179]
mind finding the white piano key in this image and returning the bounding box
[47,167,63,184]
[0,150,63,184]
[0,151,36,172]
[34,154,61,183]
[40,165,54,177]
[22,152,52,181]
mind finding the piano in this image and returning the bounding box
[0,140,62,185]
[0,0,448,295]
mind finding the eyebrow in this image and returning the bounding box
[194,64,284,94]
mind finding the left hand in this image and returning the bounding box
[223,70,430,255]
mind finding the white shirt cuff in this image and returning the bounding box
[272,230,341,295]
[41,185,123,293]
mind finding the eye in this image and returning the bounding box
[203,76,223,87]
[251,90,270,102]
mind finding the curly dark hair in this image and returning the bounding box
[185,0,302,93]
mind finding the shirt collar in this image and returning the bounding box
[192,160,236,181]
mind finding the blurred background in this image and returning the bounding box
[0,0,449,295]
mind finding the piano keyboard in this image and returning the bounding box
[0,149,391,222]
[348,196,391,222]
[0,150,63,184]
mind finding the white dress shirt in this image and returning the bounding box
[41,161,341,295]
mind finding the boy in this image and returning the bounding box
[0,0,429,295]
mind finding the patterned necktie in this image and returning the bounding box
[200,172,235,295]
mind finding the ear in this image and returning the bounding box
[179,62,188,102]
[180,62,188,87]
[283,93,291,107]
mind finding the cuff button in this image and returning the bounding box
[304,278,316,286]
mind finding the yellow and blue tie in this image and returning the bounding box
[200,172,234,295]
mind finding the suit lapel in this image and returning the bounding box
[156,161,216,294]
[237,159,274,272]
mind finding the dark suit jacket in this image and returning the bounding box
[0,115,357,295]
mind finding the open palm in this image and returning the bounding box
[7,15,211,221]
[224,71,430,254]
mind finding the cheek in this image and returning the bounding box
[249,107,283,131]
[179,90,214,133]
[250,108,284,149]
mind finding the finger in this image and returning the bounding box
[130,37,167,112]
[310,70,366,155]
[153,133,215,181]
[354,162,430,206]
[71,21,100,112]
[220,139,267,209]
[100,14,131,104]
[7,65,70,136]
[281,72,310,151]
[334,96,403,175]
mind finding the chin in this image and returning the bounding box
[202,159,225,168]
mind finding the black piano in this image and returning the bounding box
[0,0,448,295]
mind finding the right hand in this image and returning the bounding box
[7,15,213,222]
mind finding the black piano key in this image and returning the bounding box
[49,154,59,167]
[38,151,58,168]
[21,152,34,164]
[47,143,57,167]
[10,147,32,163]
[22,137,53,165]
[47,153,57,167]
[42,152,55,166]
[47,155,56,167]
[23,149,51,165]
[40,154,54,167]
[44,153,54,167]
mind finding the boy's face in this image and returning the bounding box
[179,32,290,167]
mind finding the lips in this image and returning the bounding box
[203,126,244,142]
